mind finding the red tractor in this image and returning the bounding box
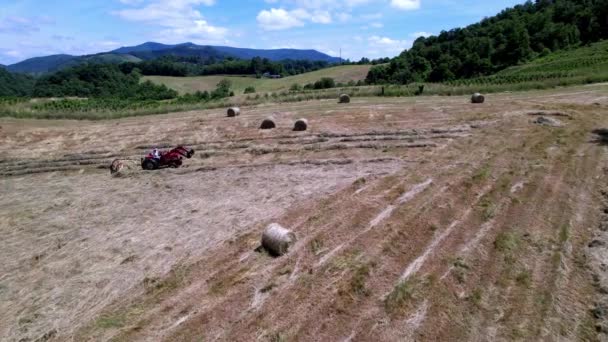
[141,146,195,170]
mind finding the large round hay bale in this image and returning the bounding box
[471,93,485,104]
[293,118,308,132]
[261,223,296,256]
[339,94,350,104]
[260,117,276,130]
[227,107,240,117]
[110,159,129,177]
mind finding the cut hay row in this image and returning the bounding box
[0,165,96,177]
[0,127,468,176]
[0,153,122,167]
[184,157,405,174]
[0,159,118,173]
[133,124,469,149]
[150,125,472,148]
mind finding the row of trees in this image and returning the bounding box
[32,64,177,100]
[367,0,608,84]
[118,56,333,77]
[29,64,240,102]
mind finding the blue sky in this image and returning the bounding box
[0,0,524,65]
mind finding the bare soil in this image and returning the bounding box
[1,85,608,341]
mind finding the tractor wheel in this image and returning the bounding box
[142,158,158,170]
[186,149,194,159]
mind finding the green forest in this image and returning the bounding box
[31,64,177,100]
[0,68,35,97]
[366,0,608,84]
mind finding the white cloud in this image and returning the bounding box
[257,8,308,30]
[410,31,432,38]
[369,35,410,54]
[336,12,352,22]
[118,0,145,5]
[360,12,382,20]
[257,7,334,30]
[311,11,332,23]
[114,0,226,43]
[257,0,387,30]
[5,50,22,57]
[0,16,41,34]
[390,0,421,10]
[97,40,122,48]
[291,0,371,10]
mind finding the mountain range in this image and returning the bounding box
[4,42,341,75]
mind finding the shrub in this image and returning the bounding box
[314,77,335,89]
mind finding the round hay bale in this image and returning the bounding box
[227,107,240,117]
[110,159,137,177]
[471,93,485,104]
[293,118,308,132]
[110,159,129,177]
[260,117,276,130]
[261,223,296,256]
[339,94,350,104]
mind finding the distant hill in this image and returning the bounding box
[6,53,141,76]
[6,42,340,75]
[7,54,78,75]
[112,42,341,63]
[113,43,229,61]
[213,46,339,63]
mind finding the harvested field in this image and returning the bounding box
[1,84,608,341]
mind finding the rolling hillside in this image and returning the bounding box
[143,65,371,95]
[497,40,608,77]
[7,54,78,75]
[6,42,340,75]
[443,40,608,89]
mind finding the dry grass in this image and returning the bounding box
[1,84,607,341]
[143,65,372,95]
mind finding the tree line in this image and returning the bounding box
[31,64,177,100]
[366,0,608,84]
[118,56,334,77]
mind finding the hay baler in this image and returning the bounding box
[141,146,195,170]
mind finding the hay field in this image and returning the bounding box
[1,85,608,341]
[143,65,372,94]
